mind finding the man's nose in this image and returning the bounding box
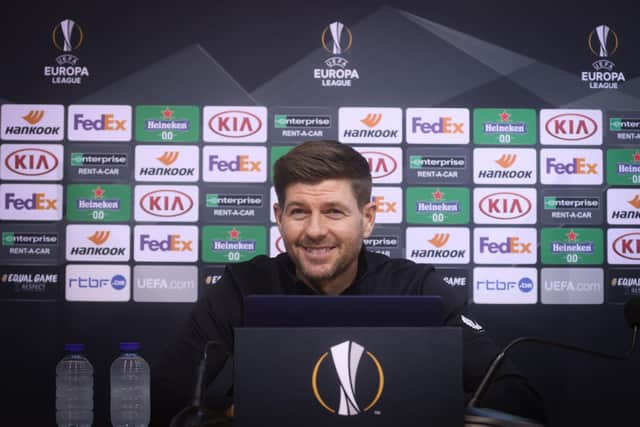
[305,212,328,239]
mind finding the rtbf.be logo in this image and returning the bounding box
[312,340,383,416]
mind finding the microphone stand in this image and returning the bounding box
[465,298,639,427]
[170,341,231,427]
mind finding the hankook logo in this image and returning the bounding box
[312,340,383,416]
[22,110,45,125]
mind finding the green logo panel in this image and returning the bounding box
[135,105,200,142]
[202,225,266,263]
[66,184,131,222]
[473,108,536,145]
[609,118,623,131]
[270,146,294,179]
[274,115,288,129]
[2,232,15,246]
[406,187,469,224]
[606,149,640,185]
[541,228,603,265]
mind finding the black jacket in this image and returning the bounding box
[152,247,545,424]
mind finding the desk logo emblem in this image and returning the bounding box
[312,340,384,416]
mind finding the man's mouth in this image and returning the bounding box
[302,246,335,255]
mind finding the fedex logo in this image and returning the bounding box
[371,187,402,223]
[67,105,131,141]
[479,237,531,253]
[73,114,126,131]
[541,149,602,185]
[474,228,537,264]
[406,108,469,144]
[202,146,266,182]
[540,109,602,145]
[139,234,192,252]
[1,184,63,221]
[411,117,464,134]
[134,225,198,262]
[208,155,261,172]
[546,158,597,174]
[5,192,57,210]
[373,196,397,213]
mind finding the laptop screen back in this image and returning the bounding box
[243,295,444,327]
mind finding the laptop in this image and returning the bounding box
[234,295,463,427]
[243,294,444,327]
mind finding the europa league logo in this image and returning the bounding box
[312,340,384,416]
[588,25,618,58]
[52,19,84,52]
[321,21,353,55]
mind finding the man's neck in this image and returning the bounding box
[297,268,357,296]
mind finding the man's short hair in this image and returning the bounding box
[273,140,372,207]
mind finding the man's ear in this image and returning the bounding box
[361,201,376,238]
[273,203,283,228]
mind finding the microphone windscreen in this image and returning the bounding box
[624,297,640,328]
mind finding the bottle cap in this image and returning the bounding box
[119,342,140,352]
[64,343,85,353]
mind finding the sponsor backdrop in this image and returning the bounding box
[1,2,639,426]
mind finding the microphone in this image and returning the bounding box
[465,297,639,426]
[170,341,231,427]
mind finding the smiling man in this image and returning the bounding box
[152,140,545,424]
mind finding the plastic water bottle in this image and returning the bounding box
[110,342,151,427]
[56,343,94,427]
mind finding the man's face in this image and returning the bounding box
[274,179,376,294]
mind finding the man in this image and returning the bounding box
[152,140,545,424]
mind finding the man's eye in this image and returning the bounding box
[289,209,306,216]
[326,209,345,218]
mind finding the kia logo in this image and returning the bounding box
[545,113,598,141]
[361,151,397,179]
[140,189,194,217]
[613,232,640,260]
[479,192,532,220]
[5,148,59,176]
[208,110,262,138]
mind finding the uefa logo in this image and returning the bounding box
[321,22,353,55]
[52,19,84,53]
[312,340,384,416]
